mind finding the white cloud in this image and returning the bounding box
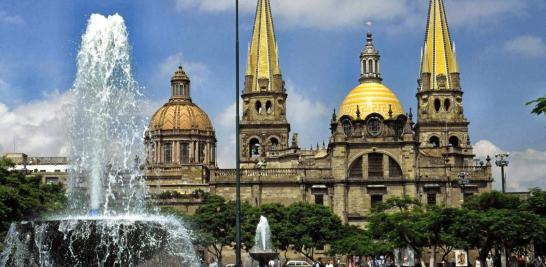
[174,0,528,31]
[503,35,546,58]
[0,10,24,25]
[285,80,330,149]
[158,52,210,90]
[474,140,546,192]
[0,90,72,156]
[212,81,330,168]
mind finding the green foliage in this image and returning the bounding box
[374,195,421,212]
[191,195,234,264]
[330,225,391,258]
[0,157,66,241]
[527,95,546,115]
[286,202,343,261]
[463,191,522,211]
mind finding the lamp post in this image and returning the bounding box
[235,0,241,266]
[458,172,469,202]
[494,153,509,193]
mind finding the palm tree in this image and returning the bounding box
[527,95,546,115]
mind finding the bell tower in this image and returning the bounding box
[240,0,290,162]
[416,0,474,166]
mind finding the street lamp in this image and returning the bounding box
[458,172,469,202]
[494,153,510,193]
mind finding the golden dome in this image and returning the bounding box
[339,82,404,120]
[150,100,214,132]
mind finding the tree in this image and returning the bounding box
[285,202,343,262]
[458,192,545,266]
[191,195,235,266]
[0,157,66,242]
[368,205,428,266]
[330,225,391,261]
[527,95,546,115]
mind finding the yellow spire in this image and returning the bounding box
[421,0,459,90]
[246,0,281,92]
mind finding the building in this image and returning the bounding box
[3,153,69,185]
[145,0,493,225]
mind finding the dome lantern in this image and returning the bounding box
[171,66,191,100]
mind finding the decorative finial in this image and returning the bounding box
[367,32,373,45]
[322,140,325,149]
[356,105,361,119]
[409,107,413,120]
[316,143,319,150]
[388,104,393,119]
[332,108,337,122]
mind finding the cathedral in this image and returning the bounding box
[145,0,493,225]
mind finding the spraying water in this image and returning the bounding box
[0,14,200,267]
[254,216,273,251]
[66,13,146,215]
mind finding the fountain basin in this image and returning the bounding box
[1,217,199,267]
[249,249,279,264]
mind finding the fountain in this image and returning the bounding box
[249,216,279,267]
[0,14,200,267]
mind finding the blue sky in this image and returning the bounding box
[0,0,545,191]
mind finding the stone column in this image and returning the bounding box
[383,154,390,178]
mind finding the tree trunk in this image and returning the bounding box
[430,245,436,267]
[501,246,507,267]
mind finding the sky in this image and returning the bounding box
[0,0,545,192]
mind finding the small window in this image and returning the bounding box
[368,60,374,73]
[449,136,460,148]
[444,98,451,111]
[314,194,324,206]
[180,143,189,164]
[427,193,437,205]
[371,195,383,209]
[434,99,441,112]
[164,143,172,163]
[255,101,262,114]
[266,101,272,114]
[199,142,206,163]
[429,136,440,148]
[342,118,352,137]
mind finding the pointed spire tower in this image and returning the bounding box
[245,0,283,93]
[240,0,290,162]
[416,0,474,167]
[419,0,460,91]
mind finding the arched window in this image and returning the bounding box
[444,98,451,111]
[429,136,440,148]
[434,99,441,112]
[270,137,279,150]
[249,138,261,158]
[368,60,374,74]
[389,157,403,178]
[266,101,272,114]
[349,157,363,178]
[255,101,262,114]
[449,136,460,148]
[362,60,366,74]
[342,118,352,137]
[368,153,384,177]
